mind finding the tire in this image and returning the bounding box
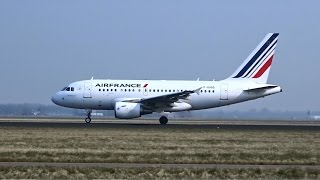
[159,116,168,125]
[85,117,91,123]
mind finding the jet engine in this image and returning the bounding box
[115,102,152,119]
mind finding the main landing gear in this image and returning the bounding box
[159,116,168,125]
[85,110,92,123]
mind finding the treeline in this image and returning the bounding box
[0,104,83,116]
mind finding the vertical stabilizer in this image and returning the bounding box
[229,33,279,83]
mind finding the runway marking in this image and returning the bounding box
[0,162,319,170]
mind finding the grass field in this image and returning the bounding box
[0,119,319,179]
[1,166,319,179]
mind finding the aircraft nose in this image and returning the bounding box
[51,94,58,105]
[51,93,63,105]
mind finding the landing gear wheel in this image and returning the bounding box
[159,116,168,125]
[85,110,92,124]
[85,117,91,123]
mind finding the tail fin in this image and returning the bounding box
[229,33,279,83]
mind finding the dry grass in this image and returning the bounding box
[0,124,319,165]
[0,166,319,179]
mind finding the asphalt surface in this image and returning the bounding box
[0,118,320,131]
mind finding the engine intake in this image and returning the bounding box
[115,102,152,119]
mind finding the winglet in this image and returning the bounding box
[193,87,202,95]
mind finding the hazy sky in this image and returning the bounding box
[0,1,319,111]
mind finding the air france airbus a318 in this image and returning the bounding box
[52,33,282,124]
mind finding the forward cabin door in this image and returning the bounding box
[220,84,228,100]
[83,82,92,98]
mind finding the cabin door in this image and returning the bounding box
[220,84,228,100]
[83,82,92,98]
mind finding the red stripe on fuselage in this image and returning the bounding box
[253,55,273,78]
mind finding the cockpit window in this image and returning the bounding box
[61,87,75,91]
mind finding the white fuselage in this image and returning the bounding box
[51,79,281,112]
[51,33,282,123]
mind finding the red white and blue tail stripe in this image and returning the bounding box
[230,33,279,83]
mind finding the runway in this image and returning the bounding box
[0,118,320,131]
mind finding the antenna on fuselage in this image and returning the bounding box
[196,78,200,81]
[91,77,94,80]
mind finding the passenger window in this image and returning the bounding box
[129,89,131,92]
[149,89,151,92]
[133,89,135,92]
[153,89,155,92]
[103,89,105,91]
[115,89,117,92]
[110,89,113,92]
[99,89,101,91]
[165,90,167,92]
[157,89,159,92]
[169,90,171,92]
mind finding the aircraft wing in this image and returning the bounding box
[123,88,201,108]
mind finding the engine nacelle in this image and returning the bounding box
[114,102,152,119]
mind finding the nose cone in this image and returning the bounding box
[51,94,58,105]
[51,93,63,106]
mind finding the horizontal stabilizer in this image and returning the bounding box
[244,85,279,92]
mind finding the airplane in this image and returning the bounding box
[52,33,282,124]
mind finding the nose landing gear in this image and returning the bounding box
[85,110,92,123]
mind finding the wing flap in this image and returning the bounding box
[118,87,201,109]
[138,87,201,106]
